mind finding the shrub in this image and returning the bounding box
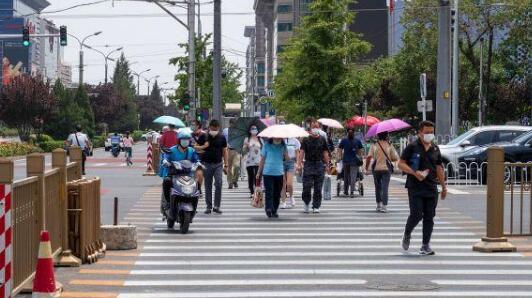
[0,142,42,157]
[37,140,65,152]
[92,135,106,148]
[131,130,144,142]
[0,126,18,137]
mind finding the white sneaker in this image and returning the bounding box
[303,204,310,213]
[376,202,383,212]
[312,208,320,214]
[285,202,293,209]
[280,202,288,209]
[381,205,388,213]
[289,196,296,207]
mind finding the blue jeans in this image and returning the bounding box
[373,170,391,205]
[263,175,283,215]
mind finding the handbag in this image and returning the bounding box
[323,174,332,200]
[251,180,264,208]
[376,141,395,173]
[74,133,91,156]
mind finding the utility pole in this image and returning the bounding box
[188,0,196,122]
[213,0,223,123]
[478,37,484,126]
[436,0,452,138]
[451,0,460,137]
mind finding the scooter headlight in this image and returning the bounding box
[182,185,195,195]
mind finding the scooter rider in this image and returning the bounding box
[161,131,200,211]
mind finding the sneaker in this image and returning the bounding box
[272,213,279,218]
[228,185,233,190]
[266,209,273,218]
[285,202,293,209]
[420,244,435,256]
[303,204,310,213]
[213,208,223,214]
[234,182,238,188]
[204,209,212,214]
[350,192,355,198]
[381,205,388,213]
[312,208,320,214]
[289,196,296,207]
[401,234,411,251]
[376,202,383,212]
[280,202,288,209]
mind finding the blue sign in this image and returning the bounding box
[0,1,13,17]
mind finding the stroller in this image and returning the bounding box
[335,161,364,197]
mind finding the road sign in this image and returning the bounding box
[420,73,427,98]
[417,100,433,112]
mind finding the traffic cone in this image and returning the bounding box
[32,231,62,297]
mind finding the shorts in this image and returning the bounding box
[283,159,296,173]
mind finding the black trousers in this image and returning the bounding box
[81,151,87,174]
[263,175,283,215]
[404,190,438,245]
[246,166,259,194]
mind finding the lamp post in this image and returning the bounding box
[84,45,122,84]
[69,31,103,86]
[145,75,160,95]
[132,69,151,95]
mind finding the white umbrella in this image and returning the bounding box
[318,118,343,129]
[258,124,309,139]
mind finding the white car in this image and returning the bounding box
[440,125,531,167]
[141,131,160,143]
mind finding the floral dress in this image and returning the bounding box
[244,137,261,167]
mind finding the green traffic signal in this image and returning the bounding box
[22,27,30,47]
[23,40,30,47]
[59,26,67,46]
[184,104,190,111]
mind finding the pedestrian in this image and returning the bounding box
[297,119,330,213]
[197,119,228,214]
[159,124,178,149]
[398,121,447,255]
[223,118,241,189]
[281,137,300,209]
[243,124,262,197]
[338,127,364,197]
[67,124,92,175]
[122,131,135,166]
[257,138,289,218]
[191,119,206,192]
[365,132,398,212]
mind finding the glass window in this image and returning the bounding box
[257,76,265,87]
[470,131,497,146]
[277,4,292,14]
[497,131,526,142]
[256,63,265,74]
[276,45,285,53]
[277,22,293,32]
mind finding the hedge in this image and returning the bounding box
[0,142,42,157]
[131,130,144,142]
[37,140,65,152]
[92,135,106,148]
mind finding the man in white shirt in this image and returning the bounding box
[67,125,92,175]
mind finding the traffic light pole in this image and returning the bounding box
[213,0,223,123]
[436,0,452,138]
[188,0,196,122]
[451,0,460,137]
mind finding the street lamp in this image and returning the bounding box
[69,31,103,86]
[132,69,151,95]
[145,75,160,95]
[84,45,123,84]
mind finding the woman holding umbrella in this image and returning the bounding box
[243,124,262,197]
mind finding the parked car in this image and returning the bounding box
[141,131,160,142]
[458,130,532,183]
[440,125,531,168]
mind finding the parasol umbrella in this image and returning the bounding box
[260,117,277,127]
[258,124,309,139]
[318,118,343,129]
[346,115,380,128]
[153,116,185,128]
[228,117,267,153]
[365,118,411,139]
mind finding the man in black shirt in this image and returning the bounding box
[297,119,330,213]
[398,121,447,255]
[196,119,228,214]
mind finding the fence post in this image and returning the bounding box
[27,153,45,231]
[473,147,516,252]
[0,159,14,297]
[153,143,160,175]
[143,135,156,176]
[52,149,81,267]
[69,146,83,179]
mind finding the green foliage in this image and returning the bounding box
[131,130,144,142]
[273,0,372,123]
[37,140,65,152]
[110,53,139,132]
[0,142,42,157]
[92,135,106,148]
[169,34,243,109]
[0,126,19,137]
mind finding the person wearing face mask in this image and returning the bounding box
[160,131,200,212]
[339,127,364,198]
[256,138,289,218]
[297,119,331,214]
[223,118,241,189]
[198,120,229,214]
[398,121,447,256]
[243,124,262,197]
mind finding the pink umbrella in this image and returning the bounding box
[346,115,380,128]
[258,124,309,139]
[318,118,343,129]
[365,118,411,139]
[260,117,276,127]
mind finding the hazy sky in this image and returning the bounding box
[43,0,255,94]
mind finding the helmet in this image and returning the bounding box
[178,130,192,140]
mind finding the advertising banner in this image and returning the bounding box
[0,18,31,85]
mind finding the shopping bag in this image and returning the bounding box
[323,174,332,200]
[336,161,343,174]
[251,180,264,208]
[296,170,303,184]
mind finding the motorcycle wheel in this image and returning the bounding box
[166,218,175,229]
[179,212,191,234]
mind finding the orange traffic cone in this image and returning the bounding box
[32,231,61,297]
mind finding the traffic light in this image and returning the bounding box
[450,9,456,32]
[183,93,190,111]
[22,27,30,47]
[59,26,67,46]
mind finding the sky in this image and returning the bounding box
[43,0,255,95]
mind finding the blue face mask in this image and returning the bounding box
[250,129,258,135]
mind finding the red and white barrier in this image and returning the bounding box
[0,184,12,298]
[143,136,156,176]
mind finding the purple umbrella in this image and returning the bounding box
[365,118,411,139]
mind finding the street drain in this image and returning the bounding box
[366,281,440,291]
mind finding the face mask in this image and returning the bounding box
[423,133,435,143]
[273,139,282,145]
[180,139,190,147]
[311,128,320,136]
[209,130,219,137]
[190,125,196,131]
[250,129,258,135]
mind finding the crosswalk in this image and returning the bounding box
[61,179,532,298]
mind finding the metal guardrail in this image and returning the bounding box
[504,162,532,237]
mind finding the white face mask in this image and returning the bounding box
[180,140,190,147]
[423,133,435,143]
[311,128,320,136]
[209,130,219,137]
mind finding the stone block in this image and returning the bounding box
[100,225,137,250]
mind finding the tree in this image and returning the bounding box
[169,34,243,110]
[111,53,139,132]
[0,74,57,141]
[137,80,165,130]
[273,0,372,123]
